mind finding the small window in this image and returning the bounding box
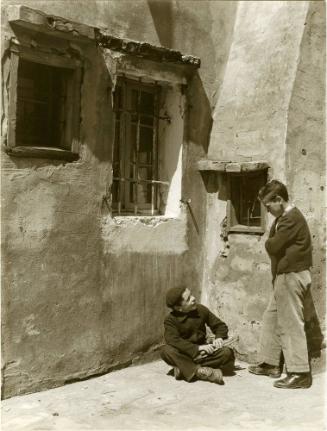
[112,78,161,215]
[17,60,71,148]
[7,45,82,161]
[227,171,267,233]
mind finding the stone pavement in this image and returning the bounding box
[1,360,326,431]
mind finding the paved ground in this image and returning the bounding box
[1,360,326,431]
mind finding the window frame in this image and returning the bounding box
[226,170,267,234]
[6,42,82,161]
[112,76,163,216]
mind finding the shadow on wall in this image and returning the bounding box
[198,170,228,198]
[305,289,325,360]
[187,72,213,154]
[197,170,325,362]
[284,0,326,360]
[147,0,174,49]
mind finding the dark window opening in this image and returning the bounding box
[16,59,72,149]
[228,171,267,233]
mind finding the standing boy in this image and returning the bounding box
[161,286,235,385]
[248,180,313,389]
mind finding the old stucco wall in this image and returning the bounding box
[285,1,326,325]
[1,1,209,398]
[1,0,325,398]
[201,1,326,361]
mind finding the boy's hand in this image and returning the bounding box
[212,338,224,349]
[199,344,216,355]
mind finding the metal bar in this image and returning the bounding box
[185,200,199,234]
[113,177,169,186]
[151,83,158,215]
[119,79,127,215]
[17,97,48,105]
[117,121,122,215]
[136,163,154,168]
[113,108,170,122]
[151,183,155,216]
[134,82,141,215]
[47,67,53,146]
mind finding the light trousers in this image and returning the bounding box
[259,270,311,373]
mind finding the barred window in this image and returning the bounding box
[227,171,267,233]
[112,78,162,215]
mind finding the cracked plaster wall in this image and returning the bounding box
[1,1,207,398]
[1,0,325,398]
[201,1,326,362]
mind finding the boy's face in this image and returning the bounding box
[175,288,197,313]
[261,195,285,218]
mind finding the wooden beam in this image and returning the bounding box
[10,43,82,69]
[5,146,79,162]
[7,52,19,149]
[197,160,269,172]
[7,5,95,41]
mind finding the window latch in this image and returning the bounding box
[158,114,171,124]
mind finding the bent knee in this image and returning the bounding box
[221,346,234,361]
[160,344,179,359]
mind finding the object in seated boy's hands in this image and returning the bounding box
[194,335,239,363]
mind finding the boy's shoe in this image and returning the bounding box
[167,367,183,380]
[273,373,312,389]
[248,363,281,378]
[173,367,182,380]
[196,367,224,385]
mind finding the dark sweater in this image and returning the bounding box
[266,207,312,281]
[163,304,228,359]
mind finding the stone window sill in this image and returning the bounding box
[112,215,180,226]
[5,146,79,162]
[197,160,269,172]
[228,225,265,235]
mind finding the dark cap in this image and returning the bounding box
[166,286,186,308]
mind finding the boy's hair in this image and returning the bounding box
[258,180,289,202]
[166,286,186,308]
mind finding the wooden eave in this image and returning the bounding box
[7,5,95,41]
[197,160,270,173]
[95,31,201,69]
[7,5,201,69]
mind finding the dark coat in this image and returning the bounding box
[266,207,312,281]
[163,304,229,359]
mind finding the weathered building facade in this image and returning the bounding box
[1,0,325,398]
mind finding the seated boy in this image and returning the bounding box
[161,286,235,385]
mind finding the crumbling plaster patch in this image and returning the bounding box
[1,1,203,398]
[199,1,324,363]
[101,48,187,218]
[208,1,309,176]
[101,212,188,255]
[285,1,326,322]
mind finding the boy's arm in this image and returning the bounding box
[164,319,199,359]
[265,215,298,256]
[204,306,228,340]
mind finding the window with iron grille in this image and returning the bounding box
[227,171,267,233]
[112,78,162,215]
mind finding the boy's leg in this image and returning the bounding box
[258,290,282,366]
[200,346,235,374]
[275,271,311,373]
[160,345,199,382]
